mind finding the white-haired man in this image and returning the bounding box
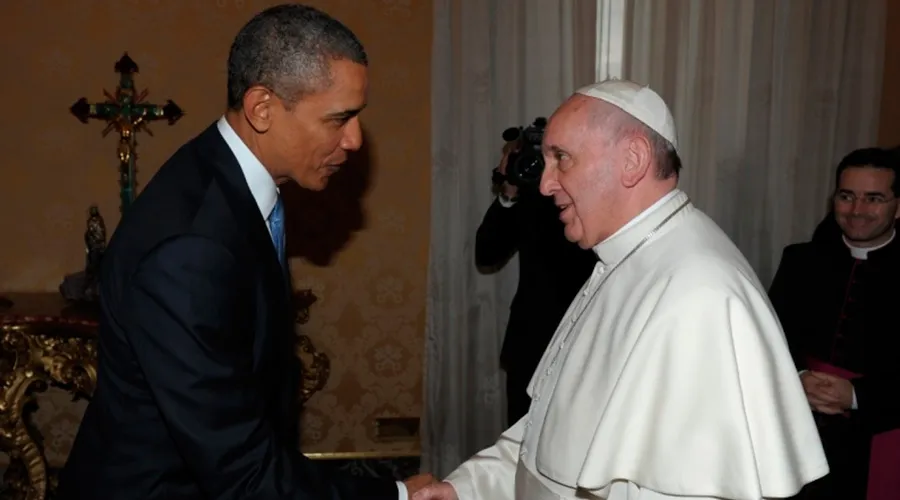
[415,80,829,500]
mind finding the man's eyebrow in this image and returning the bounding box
[326,105,366,119]
[838,188,890,196]
[544,144,566,156]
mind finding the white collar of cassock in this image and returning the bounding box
[843,229,895,260]
[592,189,686,265]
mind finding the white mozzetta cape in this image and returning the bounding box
[446,190,828,500]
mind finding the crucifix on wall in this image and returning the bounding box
[70,53,184,212]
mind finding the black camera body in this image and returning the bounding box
[493,117,547,190]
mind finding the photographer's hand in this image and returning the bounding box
[497,141,519,200]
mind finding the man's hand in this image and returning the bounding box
[801,370,853,414]
[404,473,437,497]
[497,141,519,200]
[412,481,458,500]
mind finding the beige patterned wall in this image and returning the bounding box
[0,0,430,464]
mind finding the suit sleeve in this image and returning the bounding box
[444,417,524,500]
[475,198,519,268]
[767,248,807,371]
[122,235,398,500]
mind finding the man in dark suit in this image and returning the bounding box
[768,147,900,500]
[57,4,432,499]
[475,140,596,426]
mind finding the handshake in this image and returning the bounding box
[403,473,456,499]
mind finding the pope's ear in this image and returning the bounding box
[241,86,276,133]
[621,135,652,188]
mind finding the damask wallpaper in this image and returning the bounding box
[0,0,430,465]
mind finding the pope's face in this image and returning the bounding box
[539,96,621,249]
[833,166,899,247]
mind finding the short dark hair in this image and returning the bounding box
[835,147,900,197]
[226,4,368,110]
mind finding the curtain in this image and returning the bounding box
[423,0,596,479]
[616,0,886,283]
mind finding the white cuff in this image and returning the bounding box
[497,195,517,208]
[396,480,408,499]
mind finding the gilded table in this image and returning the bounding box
[0,294,97,500]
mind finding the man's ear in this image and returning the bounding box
[621,135,652,188]
[242,85,276,133]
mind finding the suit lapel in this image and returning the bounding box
[193,123,293,341]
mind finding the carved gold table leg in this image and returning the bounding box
[0,367,50,500]
[1,324,98,500]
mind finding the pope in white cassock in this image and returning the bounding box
[415,80,830,500]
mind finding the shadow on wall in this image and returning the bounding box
[283,128,374,267]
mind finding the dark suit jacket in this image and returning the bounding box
[475,192,596,376]
[57,123,398,500]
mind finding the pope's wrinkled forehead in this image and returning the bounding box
[543,95,615,149]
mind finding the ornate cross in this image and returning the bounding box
[70,53,184,212]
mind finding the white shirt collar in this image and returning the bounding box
[843,229,895,260]
[216,116,278,221]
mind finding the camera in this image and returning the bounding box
[492,117,547,190]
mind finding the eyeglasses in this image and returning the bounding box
[833,192,896,206]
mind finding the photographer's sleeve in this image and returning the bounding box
[475,197,519,268]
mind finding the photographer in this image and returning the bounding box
[476,123,597,426]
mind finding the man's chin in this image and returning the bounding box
[563,227,583,246]
[291,175,329,192]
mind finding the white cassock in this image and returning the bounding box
[446,189,829,500]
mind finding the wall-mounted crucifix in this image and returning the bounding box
[70,53,184,212]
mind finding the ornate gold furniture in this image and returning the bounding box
[0,291,328,500]
[0,294,97,500]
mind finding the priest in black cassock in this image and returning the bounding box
[769,147,900,500]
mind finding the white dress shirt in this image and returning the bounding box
[216,117,408,500]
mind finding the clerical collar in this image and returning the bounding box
[592,189,689,265]
[843,229,895,260]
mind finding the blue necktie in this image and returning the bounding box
[268,196,286,270]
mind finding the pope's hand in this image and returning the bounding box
[412,481,457,500]
[403,473,437,496]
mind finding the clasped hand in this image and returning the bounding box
[801,371,854,415]
[403,473,457,500]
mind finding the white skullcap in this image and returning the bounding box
[575,79,678,149]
